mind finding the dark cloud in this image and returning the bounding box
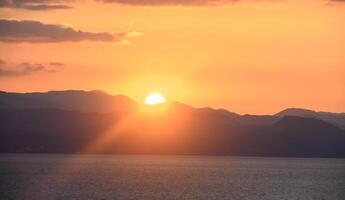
[98,0,345,7]
[0,59,5,65]
[0,63,53,77]
[1,0,343,10]
[100,0,345,6]
[0,19,131,43]
[0,0,72,10]
[0,60,64,77]
[99,0,239,6]
[49,62,65,66]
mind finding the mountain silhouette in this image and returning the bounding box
[276,108,345,129]
[0,90,137,113]
[1,90,344,157]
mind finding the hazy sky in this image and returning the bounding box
[0,0,344,114]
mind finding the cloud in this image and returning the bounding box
[0,59,5,65]
[49,62,66,66]
[99,0,239,6]
[0,0,72,10]
[1,0,238,9]
[0,63,52,77]
[0,19,134,43]
[1,0,343,10]
[99,0,345,7]
[0,60,65,77]
[329,0,345,2]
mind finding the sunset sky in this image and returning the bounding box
[0,0,344,114]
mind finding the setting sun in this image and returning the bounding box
[145,93,166,105]
[1,1,345,199]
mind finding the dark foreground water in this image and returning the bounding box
[0,154,345,200]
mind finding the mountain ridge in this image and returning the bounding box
[2,90,344,115]
[1,90,345,157]
[1,90,344,129]
[276,108,345,129]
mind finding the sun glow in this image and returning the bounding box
[145,93,166,105]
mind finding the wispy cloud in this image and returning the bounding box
[48,62,66,66]
[99,0,239,6]
[0,59,5,66]
[1,0,343,10]
[100,0,345,7]
[0,0,72,10]
[0,19,138,43]
[329,0,345,3]
[0,60,65,77]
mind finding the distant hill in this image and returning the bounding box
[276,108,345,130]
[0,90,137,113]
[0,90,344,158]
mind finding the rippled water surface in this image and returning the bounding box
[1,154,345,200]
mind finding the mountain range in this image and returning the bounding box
[1,90,344,158]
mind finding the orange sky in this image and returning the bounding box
[0,0,344,114]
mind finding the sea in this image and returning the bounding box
[0,154,344,200]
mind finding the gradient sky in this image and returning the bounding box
[0,0,344,114]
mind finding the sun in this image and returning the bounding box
[145,93,166,105]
